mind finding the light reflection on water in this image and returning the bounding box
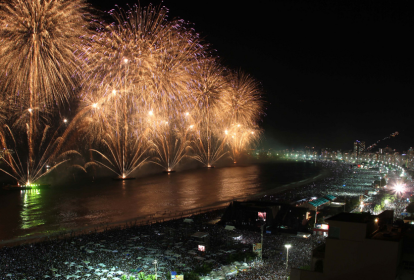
[0,161,321,241]
[20,190,45,230]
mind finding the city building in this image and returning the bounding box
[291,211,402,280]
[353,140,365,155]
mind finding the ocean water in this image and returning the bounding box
[0,161,321,242]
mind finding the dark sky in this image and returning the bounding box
[89,0,414,152]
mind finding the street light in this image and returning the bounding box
[285,244,291,269]
[153,259,158,279]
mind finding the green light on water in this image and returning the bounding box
[20,190,45,230]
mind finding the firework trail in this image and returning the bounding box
[148,109,193,172]
[80,3,205,177]
[0,1,265,181]
[221,70,263,163]
[221,70,263,127]
[88,92,151,179]
[82,3,204,111]
[0,123,81,185]
[189,59,229,166]
[0,0,92,184]
[226,124,262,163]
[0,0,92,109]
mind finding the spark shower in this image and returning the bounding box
[0,0,263,184]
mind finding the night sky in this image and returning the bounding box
[90,0,414,152]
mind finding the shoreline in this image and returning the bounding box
[0,162,330,248]
[251,167,332,199]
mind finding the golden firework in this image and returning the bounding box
[0,0,91,184]
[189,59,229,167]
[80,3,205,176]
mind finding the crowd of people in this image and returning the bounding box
[0,160,398,280]
[0,210,325,280]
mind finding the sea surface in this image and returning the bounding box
[0,161,322,242]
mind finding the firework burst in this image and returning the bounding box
[0,0,92,184]
[189,59,229,167]
[82,3,204,111]
[0,0,92,109]
[225,124,262,163]
[220,70,263,163]
[80,3,206,177]
[221,70,263,127]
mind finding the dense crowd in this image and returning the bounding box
[0,212,324,280]
[0,161,393,280]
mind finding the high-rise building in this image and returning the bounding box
[353,140,365,154]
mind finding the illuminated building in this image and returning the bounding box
[291,211,405,280]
